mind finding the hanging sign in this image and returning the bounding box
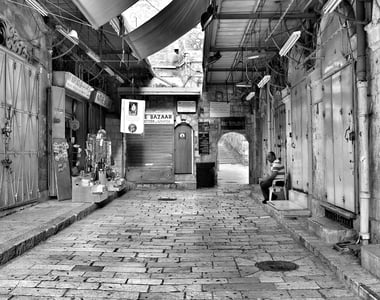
[144,112,174,124]
[177,101,197,113]
[92,90,112,109]
[120,99,146,134]
[199,132,210,154]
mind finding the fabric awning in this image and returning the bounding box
[71,0,139,29]
[123,0,208,60]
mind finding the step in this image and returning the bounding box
[361,244,380,279]
[307,217,356,244]
[268,200,311,217]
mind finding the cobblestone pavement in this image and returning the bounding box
[0,185,360,299]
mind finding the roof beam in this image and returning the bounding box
[208,68,264,73]
[210,46,278,52]
[215,12,316,20]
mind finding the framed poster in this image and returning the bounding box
[199,132,210,154]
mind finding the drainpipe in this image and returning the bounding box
[267,84,273,151]
[356,0,370,244]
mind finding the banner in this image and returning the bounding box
[120,99,145,134]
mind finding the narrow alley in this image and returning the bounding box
[0,186,359,300]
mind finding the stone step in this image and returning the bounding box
[307,217,357,244]
[267,200,311,217]
[362,245,380,280]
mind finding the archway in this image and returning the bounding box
[217,132,249,185]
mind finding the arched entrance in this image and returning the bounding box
[217,132,249,185]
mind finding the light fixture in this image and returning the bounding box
[322,0,343,14]
[104,66,115,76]
[86,49,101,63]
[247,54,261,60]
[56,25,79,45]
[110,17,120,35]
[207,51,221,65]
[201,2,217,31]
[236,81,251,88]
[115,75,124,84]
[279,31,301,57]
[245,91,256,101]
[26,0,48,16]
[257,75,271,88]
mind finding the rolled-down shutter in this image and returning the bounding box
[126,124,174,183]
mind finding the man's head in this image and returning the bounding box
[266,151,276,163]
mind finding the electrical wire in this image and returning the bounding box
[51,44,76,60]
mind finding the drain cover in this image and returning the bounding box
[255,261,298,271]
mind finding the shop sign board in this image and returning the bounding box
[53,72,94,99]
[92,90,112,109]
[177,100,197,113]
[120,99,146,134]
[144,112,174,124]
[220,117,246,130]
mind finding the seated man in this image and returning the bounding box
[260,151,284,204]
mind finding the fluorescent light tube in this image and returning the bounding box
[104,66,115,76]
[279,31,301,57]
[246,92,256,101]
[323,0,343,14]
[86,50,101,63]
[26,0,48,16]
[110,18,120,35]
[247,55,260,60]
[115,75,124,84]
[56,25,79,45]
[236,82,251,88]
[257,75,271,88]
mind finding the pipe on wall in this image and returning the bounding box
[356,0,370,244]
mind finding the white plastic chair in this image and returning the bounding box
[268,174,287,202]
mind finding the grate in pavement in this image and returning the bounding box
[72,265,104,272]
[158,197,177,201]
[255,260,298,272]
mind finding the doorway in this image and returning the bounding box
[174,123,193,174]
[217,133,249,185]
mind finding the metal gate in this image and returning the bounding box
[323,64,355,212]
[0,49,39,209]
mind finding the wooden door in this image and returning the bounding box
[175,123,193,174]
[0,51,39,209]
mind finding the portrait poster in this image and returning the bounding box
[120,99,146,134]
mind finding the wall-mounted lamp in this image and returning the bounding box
[86,49,101,63]
[104,66,115,76]
[246,91,256,101]
[56,25,79,45]
[26,0,48,16]
[322,0,343,14]
[257,75,271,88]
[279,31,301,57]
[207,51,221,65]
[201,2,217,31]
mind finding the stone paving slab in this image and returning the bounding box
[0,190,122,266]
[0,185,362,299]
[251,185,380,300]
